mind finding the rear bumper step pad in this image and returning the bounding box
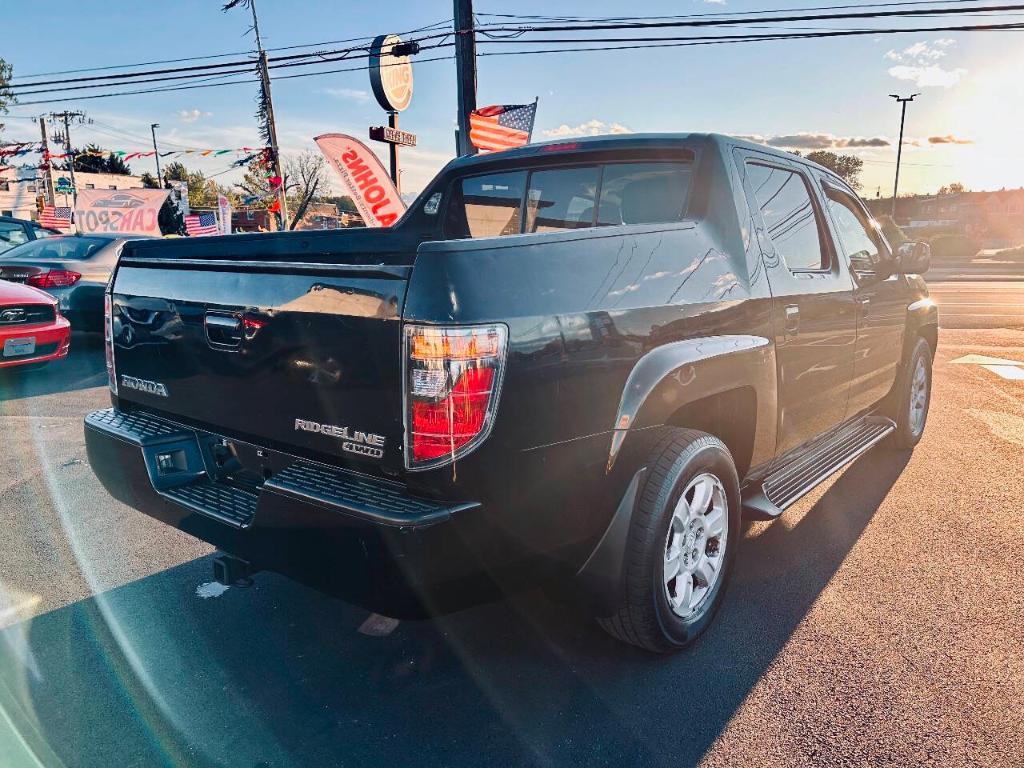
[84,408,476,529]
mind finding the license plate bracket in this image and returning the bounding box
[3,337,36,357]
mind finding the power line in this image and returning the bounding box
[475,20,1024,55]
[474,0,1009,24]
[470,2,1024,33]
[11,18,453,81]
[8,53,455,107]
[474,19,1024,46]
[11,2,1016,92]
[11,13,1024,107]
[6,37,455,97]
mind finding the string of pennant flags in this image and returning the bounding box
[2,141,282,214]
[0,141,265,166]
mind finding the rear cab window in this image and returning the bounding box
[443,158,693,240]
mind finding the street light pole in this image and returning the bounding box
[889,93,919,220]
[150,123,163,186]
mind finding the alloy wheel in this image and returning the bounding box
[663,472,729,619]
[909,355,929,436]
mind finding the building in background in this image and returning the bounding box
[869,188,1024,249]
[0,168,144,220]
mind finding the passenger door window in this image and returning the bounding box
[444,171,526,239]
[524,166,599,233]
[746,164,827,271]
[825,190,886,275]
[598,162,691,226]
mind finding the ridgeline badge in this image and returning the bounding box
[294,418,386,459]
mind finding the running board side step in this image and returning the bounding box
[743,416,896,520]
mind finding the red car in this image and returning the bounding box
[0,279,70,369]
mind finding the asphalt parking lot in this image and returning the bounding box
[1,283,1023,767]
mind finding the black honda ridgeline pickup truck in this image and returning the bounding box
[86,134,936,652]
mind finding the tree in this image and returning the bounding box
[805,151,864,190]
[162,160,234,209]
[283,151,329,230]
[158,197,184,235]
[937,182,967,195]
[0,58,12,142]
[237,151,330,229]
[140,171,159,189]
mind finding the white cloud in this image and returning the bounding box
[177,109,210,123]
[888,64,967,88]
[323,87,370,103]
[885,39,965,88]
[738,132,891,150]
[542,119,633,138]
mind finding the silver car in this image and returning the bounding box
[0,233,150,332]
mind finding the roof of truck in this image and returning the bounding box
[450,132,840,181]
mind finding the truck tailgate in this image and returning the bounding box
[110,252,411,475]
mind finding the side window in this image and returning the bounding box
[598,162,691,226]
[746,163,827,271]
[0,222,28,254]
[444,171,526,239]
[525,166,599,233]
[826,190,885,274]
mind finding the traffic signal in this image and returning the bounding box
[35,194,45,214]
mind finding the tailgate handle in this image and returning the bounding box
[205,312,242,349]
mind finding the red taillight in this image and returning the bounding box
[104,293,117,395]
[405,324,508,469]
[27,269,81,288]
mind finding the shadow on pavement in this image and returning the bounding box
[0,447,911,768]
[0,333,105,401]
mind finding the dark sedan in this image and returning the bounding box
[0,233,149,331]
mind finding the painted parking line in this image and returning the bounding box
[950,354,1024,366]
[981,364,1024,381]
[950,354,1024,381]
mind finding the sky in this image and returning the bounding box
[3,0,1023,198]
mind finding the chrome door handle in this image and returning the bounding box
[205,312,242,349]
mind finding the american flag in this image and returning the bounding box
[39,205,71,229]
[468,103,537,152]
[185,212,219,236]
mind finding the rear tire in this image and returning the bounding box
[890,336,932,450]
[597,429,740,653]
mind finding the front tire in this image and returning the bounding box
[598,429,740,653]
[890,336,933,450]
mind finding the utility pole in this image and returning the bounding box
[257,49,288,227]
[238,0,288,228]
[38,116,55,204]
[889,93,919,219]
[150,123,163,186]
[454,0,478,156]
[49,110,86,206]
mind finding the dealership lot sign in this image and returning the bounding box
[75,189,170,236]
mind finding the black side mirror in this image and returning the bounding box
[896,241,931,275]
